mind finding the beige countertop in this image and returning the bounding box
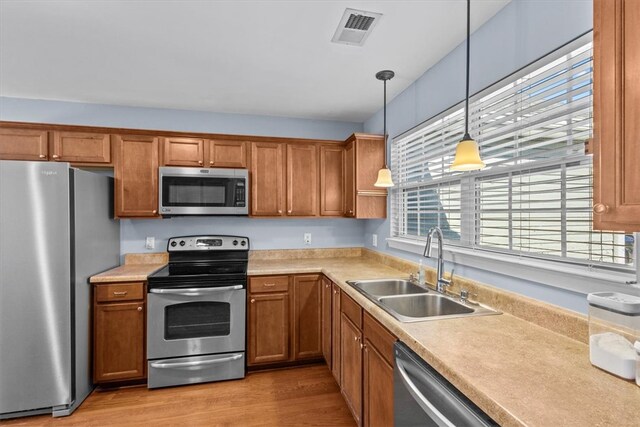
[92,253,640,426]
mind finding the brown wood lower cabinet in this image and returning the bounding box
[321,276,333,365]
[93,282,146,384]
[321,277,397,427]
[248,274,323,368]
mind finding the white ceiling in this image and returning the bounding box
[0,0,509,123]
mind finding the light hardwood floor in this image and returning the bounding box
[3,365,355,426]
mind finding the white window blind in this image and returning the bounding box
[391,37,634,268]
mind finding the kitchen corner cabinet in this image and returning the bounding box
[93,282,146,384]
[344,134,387,219]
[593,0,640,231]
[162,138,247,168]
[114,134,160,218]
[248,274,323,367]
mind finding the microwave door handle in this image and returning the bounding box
[150,354,243,369]
[149,285,243,296]
[396,358,457,427]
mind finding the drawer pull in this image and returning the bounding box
[593,203,609,215]
[250,299,256,304]
[113,291,128,296]
[39,154,46,159]
[263,283,276,287]
[137,306,143,312]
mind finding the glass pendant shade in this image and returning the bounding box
[374,167,394,187]
[450,135,485,171]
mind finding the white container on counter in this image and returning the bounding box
[587,292,640,380]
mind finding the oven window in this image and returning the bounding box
[162,177,230,207]
[164,302,231,340]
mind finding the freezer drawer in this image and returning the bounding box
[148,352,245,389]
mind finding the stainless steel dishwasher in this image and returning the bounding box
[394,342,498,427]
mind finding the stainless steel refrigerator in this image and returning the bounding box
[0,160,120,419]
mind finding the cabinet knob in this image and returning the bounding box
[198,160,203,165]
[137,306,142,312]
[39,154,46,159]
[209,161,214,165]
[333,290,337,294]
[325,284,329,288]
[52,154,60,160]
[360,343,365,350]
[250,298,256,304]
[152,209,158,214]
[354,336,360,342]
[593,203,609,215]
[287,210,292,214]
[278,210,282,214]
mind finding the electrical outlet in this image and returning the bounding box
[372,234,378,247]
[304,233,312,245]
[145,237,155,250]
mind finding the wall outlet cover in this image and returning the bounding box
[372,234,378,247]
[304,233,312,245]
[145,236,155,250]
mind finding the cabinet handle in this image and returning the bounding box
[593,203,609,215]
[325,284,329,288]
[287,210,292,214]
[152,209,157,214]
[250,298,256,304]
[52,154,60,160]
[354,336,360,342]
[360,343,365,350]
[278,210,282,214]
[137,306,143,312]
[113,291,128,296]
[39,154,46,159]
[198,160,203,165]
[209,161,214,165]
[333,290,337,294]
[263,283,275,287]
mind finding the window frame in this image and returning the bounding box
[387,32,640,295]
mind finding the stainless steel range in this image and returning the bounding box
[146,235,249,389]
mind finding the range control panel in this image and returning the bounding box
[167,235,249,251]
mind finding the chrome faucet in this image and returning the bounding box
[423,227,451,293]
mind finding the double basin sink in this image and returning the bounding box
[346,279,499,323]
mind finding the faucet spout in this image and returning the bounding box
[423,227,451,293]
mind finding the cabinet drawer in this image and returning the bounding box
[95,282,145,303]
[249,276,289,293]
[364,312,396,366]
[341,291,362,329]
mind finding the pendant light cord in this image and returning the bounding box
[384,79,388,167]
[464,0,470,137]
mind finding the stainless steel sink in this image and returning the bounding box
[349,279,429,297]
[346,278,500,323]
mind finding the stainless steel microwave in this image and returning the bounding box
[158,167,248,216]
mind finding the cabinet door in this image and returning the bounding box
[320,145,345,216]
[114,134,160,217]
[593,0,640,230]
[248,292,289,365]
[0,128,48,161]
[94,302,145,383]
[286,143,318,216]
[344,142,355,217]
[162,137,205,167]
[321,277,332,366]
[341,313,363,426]
[363,340,394,427]
[292,275,322,360]
[52,131,111,164]
[207,140,247,168]
[331,283,342,383]
[250,142,285,216]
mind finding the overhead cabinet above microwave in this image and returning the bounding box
[162,137,247,169]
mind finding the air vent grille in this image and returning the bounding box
[332,8,382,46]
[345,14,375,31]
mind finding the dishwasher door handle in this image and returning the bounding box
[396,358,457,427]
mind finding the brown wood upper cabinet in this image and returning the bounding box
[287,143,318,216]
[320,145,345,216]
[52,131,111,164]
[163,137,247,168]
[0,127,49,161]
[344,134,387,219]
[593,0,640,231]
[114,134,160,218]
[250,142,285,216]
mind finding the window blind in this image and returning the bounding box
[391,37,634,268]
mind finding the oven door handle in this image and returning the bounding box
[150,354,243,370]
[149,285,243,296]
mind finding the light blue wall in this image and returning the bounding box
[363,0,593,313]
[0,97,361,140]
[0,96,365,255]
[121,217,366,254]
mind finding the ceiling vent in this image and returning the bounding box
[331,8,382,46]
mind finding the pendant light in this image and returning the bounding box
[374,69,395,187]
[451,0,485,171]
